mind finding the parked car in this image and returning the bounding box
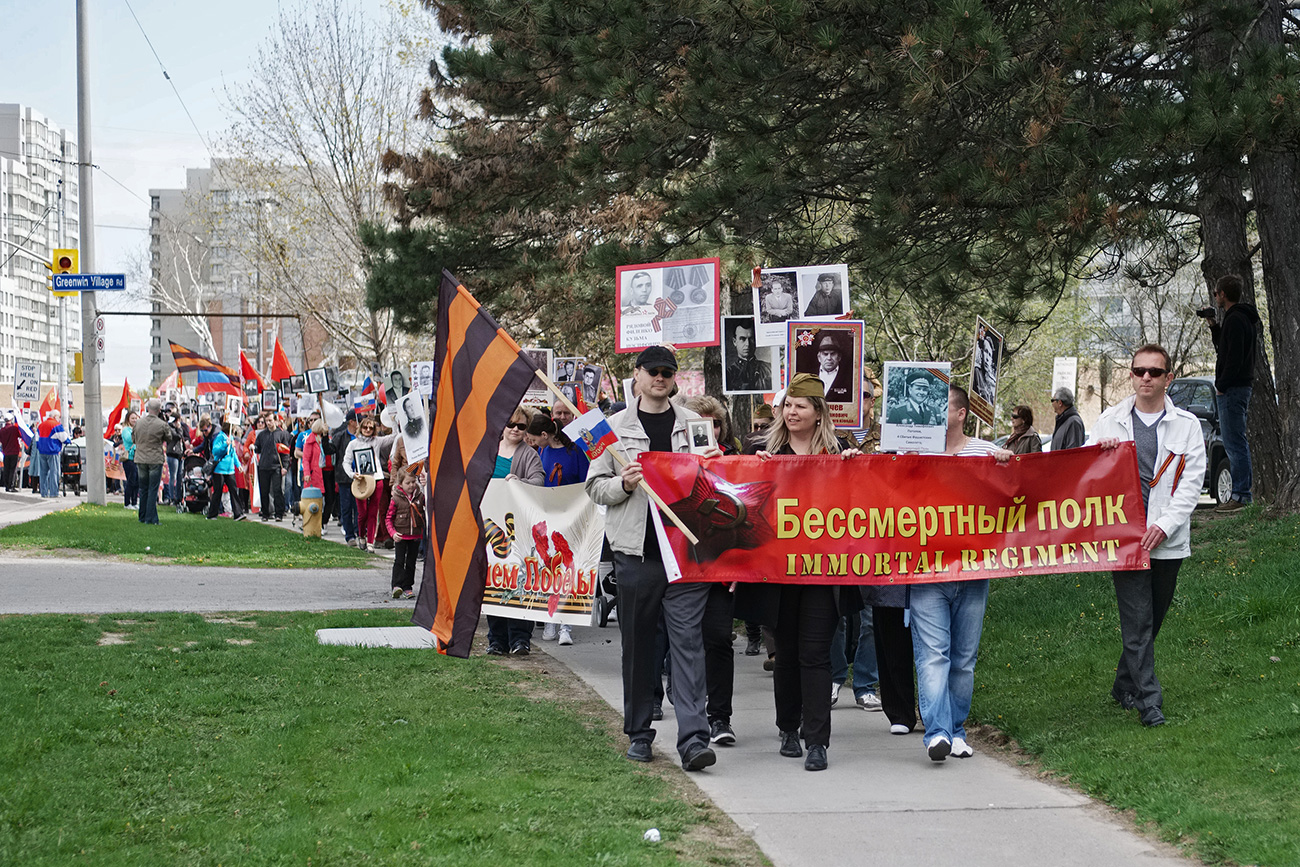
[1167,376,1232,503]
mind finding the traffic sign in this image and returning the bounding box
[51,274,127,292]
[13,360,41,401]
[94,335,106,360]
[94,315,106,334]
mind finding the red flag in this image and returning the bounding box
[104,380,134,437]
[38,386,58,418]
[159,369,180,394]
[240,348,268,392]
[411,271,538,657]
[271,338,295,383]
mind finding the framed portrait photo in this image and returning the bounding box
[261,389,279,412]
[968,316,1004,427]
[523,347,554,403]
[687,418,716,455]
[553,356,585,384]
[787,319,866,428]
[614,257,720,353]
[410,361,435,398]
[290,374,306,394]
[306,367,329,395]
[353,446,377,477]
[722,314,779,395]
[755,263,850,345]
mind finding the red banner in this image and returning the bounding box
[639,443,1149,585]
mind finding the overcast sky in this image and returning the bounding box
[1,0,395,387]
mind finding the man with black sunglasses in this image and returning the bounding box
[586,345,722,772]
[1093,344,1206,727]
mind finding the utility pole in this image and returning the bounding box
[57,180,69,433]
[78,0,106,505]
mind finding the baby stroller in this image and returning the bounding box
[60,443,83,496]
[178,455,210,515]
[593,536,618,627]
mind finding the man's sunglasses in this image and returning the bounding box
[644,367,675,378]
[1130,366,1168,378]
[506,422,528,431]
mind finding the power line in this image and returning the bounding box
[121,0,216,162]
[0,202,55,269]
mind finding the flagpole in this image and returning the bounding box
[529,365,700,546]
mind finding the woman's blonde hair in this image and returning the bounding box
[764,395,841,455]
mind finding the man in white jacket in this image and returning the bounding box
[1093,344,1206,727]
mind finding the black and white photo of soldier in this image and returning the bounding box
[885,369,944,425]
[559,382,580,407]
[580,364,602,404]
[758,272,798,323]
[621,270,657,316]
[354,446,377,477]
[802,271,845,317]
[970,321,1001,407]
[723,316,772,392]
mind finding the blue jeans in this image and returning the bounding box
[38,451,60,497]
[136,463,163,523]
[336,480,357,541]
[910,579,989,744]
[831,609,879,696]
[166,455,182,503]
[1217,386,1252,503]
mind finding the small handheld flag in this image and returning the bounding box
[562,409,619,460]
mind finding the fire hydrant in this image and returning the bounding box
[300,486,324,539]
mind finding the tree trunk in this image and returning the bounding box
[1196,164,1286,504]
[1245,0,1300,511]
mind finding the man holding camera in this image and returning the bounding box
[1199,274,1260,511]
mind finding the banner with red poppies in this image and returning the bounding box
[479,479,605,626]
[639,444,1149,585]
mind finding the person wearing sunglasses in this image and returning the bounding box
[485,406,544,657]
[1006,405,1042,455]
[585,345,722,773]
[1049,386,1086,451]
[1093,344,1207,727]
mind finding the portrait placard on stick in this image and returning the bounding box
[787,320,865,428]
[754,264,850,346]
[522,347,554,404]
[968,316,1003,427]
[614,257,720,353]
[722,315,780,394]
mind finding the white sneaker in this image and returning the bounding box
[927,734,951,761]
[831,682,843,706]
[557,625,573,646]
[541,623,559,641]
[890,723,911,735]
[856,691,882,711]
[951,736,973,758]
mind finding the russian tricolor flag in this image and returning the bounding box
[562,409,619,460]
[354,377,377,413]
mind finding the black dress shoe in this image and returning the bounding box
[779,730,803,758]
[681,743,716,771]
[485,644,506,656]
[510,643,530,656]
[651,704,664,721]
[804,744,827,771]
[1112,689,1138,710]
[1140,706,1166,727]
[626,740,653,762]
[744,637,763,656]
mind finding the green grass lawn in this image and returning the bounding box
[0,610,759,867]
[0,504,371,568]
[974,506,1300,866]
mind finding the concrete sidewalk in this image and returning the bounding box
[540,629,1194,867]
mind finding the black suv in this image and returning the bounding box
[1167,376,1231,503]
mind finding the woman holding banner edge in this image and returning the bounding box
[736,373,863,771]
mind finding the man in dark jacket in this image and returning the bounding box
[0,414,22,492]
[330,410,358,544]
[1206,274,1260,511]
[1050,387,1086,451]
[255,415,288,521]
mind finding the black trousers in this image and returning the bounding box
[322,469,337,524]
[205,474,245,519]
[256,467,285,518]
[2,453,17,489]
[702,582,736,724]
[872,605,917,730]
[486,615,534,650]
[1112,559,1182,711]
[613,551,710,758]
[392,539,420,591]
[773,584,838,748]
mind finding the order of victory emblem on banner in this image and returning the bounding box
[479,479,606,626]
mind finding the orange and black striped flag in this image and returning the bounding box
[169,341,242,396]
[412,271,539,657]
